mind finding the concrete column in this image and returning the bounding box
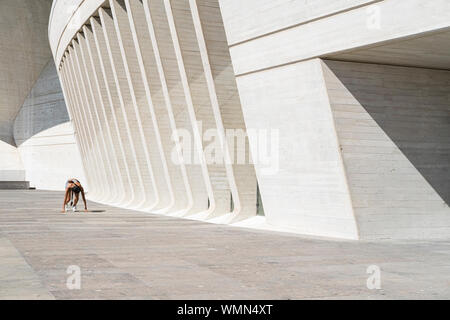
[236,58,359,239]
[109,0,170,211]
[126,0,192,214]
[143,0,208,215]
[66,47,106,201]
[99,7,149,210]
[82,23,128,207]
[62,53,103,200]
[322,59,450,239]
[71,40,113,203]
[76,32,118,204]
[58,61,94,193]
[164,0,231,217]
[189,0,258,221]
[91,16,136,208]
[61,57,96,196]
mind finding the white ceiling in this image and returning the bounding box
[327,28,450,70]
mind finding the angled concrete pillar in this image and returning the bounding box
[236,58,359,239]
[82,23,128,207]
[61,55,97,198]
[64,51,101,200]
[109,0,171,212]
[321,59,450,239]
[99,7,150,210]
[164,0,231,217]
[76,32,118,204]
[91,16,136,208]
[189,0,258,222]
[71,40,113,203]
[143,0,208,215]
[59,60,95,194]
[126,0,191,213]
[67,46,107,201]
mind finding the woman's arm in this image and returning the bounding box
[81,187,88,211]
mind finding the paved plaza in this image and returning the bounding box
[0,190,449,299]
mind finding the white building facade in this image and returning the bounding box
[49,0,450,240]
[0,0,85,191]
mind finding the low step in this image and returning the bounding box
[0,181,31,190]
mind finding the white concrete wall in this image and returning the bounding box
[236,59,358,239]
[0,0,53,181]
[143,0,208,215]
[14,60,86,190]
[218,0,450,239]
[220,0,450,76]
[0,0,84,190]
[14,61,70,146]
[17,123,85,191]
[0,0,52,144]
[322,60,450,239]
[0,142,25,181]
[219,0,378,46]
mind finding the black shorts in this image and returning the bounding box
[71,185,81,194]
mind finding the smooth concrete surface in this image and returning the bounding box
[322,60,450,239]
[0,141,25,181]
[143,0,208,215]
[327,28,450,70]
[1,190,450,300]
[221,0,450,76]
[219,0,378,46]
[17,123,86,191]
[14,60,85,190]
[0,0,85,191]
[0,0,52,144]
[236,58,358,240]
[14,60,69,146]
[49,0,105,65]
[0,0,52,182]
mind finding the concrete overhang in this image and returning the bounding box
[49,0,106,68]
[228,0,450,76]
[326,27,450,70]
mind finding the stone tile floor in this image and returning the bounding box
[0,190,449,299]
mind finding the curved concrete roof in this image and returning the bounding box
[0,0,53,145]
[48,0,104,67]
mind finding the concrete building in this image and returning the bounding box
[0,0,84,190]
[43,0,449,239]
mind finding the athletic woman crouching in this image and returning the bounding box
[62,178,87,213]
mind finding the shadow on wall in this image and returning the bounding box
[14,60,69,146]
[0,121,15,146]
[325,60,450,205]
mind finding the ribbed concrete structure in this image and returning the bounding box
[50,0,450,240]
[53,0,257,223]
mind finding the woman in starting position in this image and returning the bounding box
[62,178,87,213]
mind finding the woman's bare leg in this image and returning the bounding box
[73,193,80,208]
[62,188,71,212]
